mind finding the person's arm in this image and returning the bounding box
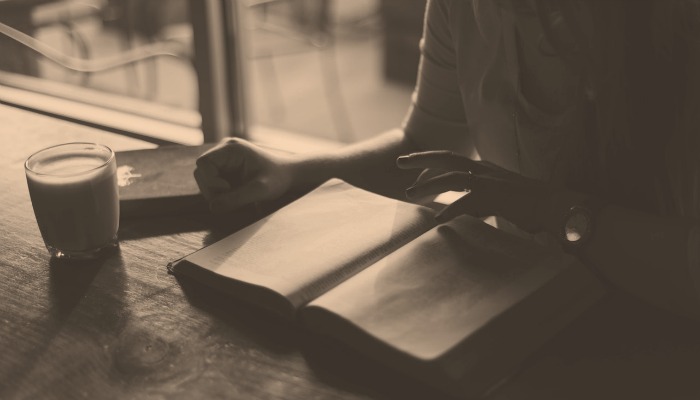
[540,189,700,319]
[398,151,700,319]
[291,129,422,200]
[571,203,699,318]
[193,130,421,212]
[194,0,470,210]
[292,0,471,199]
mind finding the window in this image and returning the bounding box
[0,0,245,144]
[241,0,423,144]
[0,0,425,145]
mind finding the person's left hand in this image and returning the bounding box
[396,150,554,232]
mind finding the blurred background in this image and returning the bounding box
[0,0,426,144]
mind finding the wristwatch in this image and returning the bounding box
[559,196,607,252]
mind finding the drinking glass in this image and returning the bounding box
[25,143,119,259]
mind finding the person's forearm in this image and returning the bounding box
[583,205,698,317]
[292,129,423,200]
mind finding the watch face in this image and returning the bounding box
[564,206,592,243]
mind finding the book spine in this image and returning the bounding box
[288,215,436,309]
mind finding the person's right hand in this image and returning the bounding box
[193,138,296,213]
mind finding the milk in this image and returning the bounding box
[25,144,119,257]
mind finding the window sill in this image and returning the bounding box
[0,72,202,145]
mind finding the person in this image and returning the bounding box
[194,0,700,319]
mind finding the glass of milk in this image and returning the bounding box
[25,143,119,259]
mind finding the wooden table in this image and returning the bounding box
[1,103,700,400]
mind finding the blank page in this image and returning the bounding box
[181,180,436,311]
[304,215,594,361]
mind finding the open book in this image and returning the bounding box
[169,180,605,397]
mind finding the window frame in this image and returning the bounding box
[0,0,247,145]
[189,0,248,143]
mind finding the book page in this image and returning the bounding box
[181,180,436,311]
[303,215,598,361]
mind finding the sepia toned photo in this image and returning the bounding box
[1,1,699,399]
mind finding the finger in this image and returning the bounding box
[435,191,488,223]
[195,157,219,179]
[193,167,231,201]
[396,151,492,174]
[209,179,268,213]
[196,138,249,172]
[405,171,471,200]
[412,168,447,186]
[196,140,229,169]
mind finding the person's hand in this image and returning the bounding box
[396,150,553,232]
[194,138,296,213]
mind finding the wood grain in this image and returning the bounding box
[0,105,448,400]
[2,104,700,400]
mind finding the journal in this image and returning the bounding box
[169,180,604,397]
